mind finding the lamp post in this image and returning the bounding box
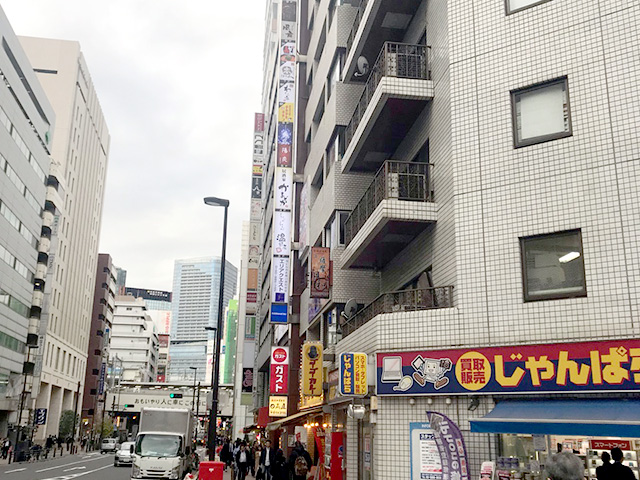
[189,367,198,412]
[203,196,229,461]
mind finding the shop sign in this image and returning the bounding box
[590,439,631,451]
[302,342,323,396]
[310,247,331,298]
[270,347,290,395]
[410,422,442,480]
[269,395,288,417]
[330,432,345,480]
[242,368,254,393]
[271,303,288,324]
[427,412,470,480]
[377,339,640,396]
[339,353,367,396]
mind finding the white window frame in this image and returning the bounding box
[505,0,553,15]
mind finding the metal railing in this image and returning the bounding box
[345,42,431,148]
[344,161,432,246]
[341,286,454,338]
[346,0,370,55]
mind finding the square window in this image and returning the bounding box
[506,0,553,14]
[511,77,572,147]
[520,230,587,302]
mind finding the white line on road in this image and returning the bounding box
[35,455,106,473]
[40,463,112,480]
[5,468,27,473]
[63,466,87,472]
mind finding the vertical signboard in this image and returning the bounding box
[339,353,367,396]
[302,342,323,396]
[270,346,290,394]
[247,113,264,317]
[271,0,297,317]
[98,362,107,395]
[310,247,331,298]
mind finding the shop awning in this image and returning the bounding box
[266,406,324,431]
[470,399,640,438]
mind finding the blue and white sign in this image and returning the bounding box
[35,408,47,425]
[271,303,288,324]
[98,362,106,395]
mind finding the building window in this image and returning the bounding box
[520,230,586,302]
[511,77,571,148]
[506,0,552,14]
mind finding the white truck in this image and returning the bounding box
[130,408,196,480]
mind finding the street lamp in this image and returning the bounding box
[189,367,198,412]
[203,196,229,461]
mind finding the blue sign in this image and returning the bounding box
[98,363,106,395]
[271,303,288,323]
[35,408,47,425]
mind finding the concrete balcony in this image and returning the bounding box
[342,161,436,269]
[344,0,423,82]
[341,42,433,173]
[341,286,454,338]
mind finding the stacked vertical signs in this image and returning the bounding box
[271,0,297,324]
[248,113,264,319]
[270,346,289,418]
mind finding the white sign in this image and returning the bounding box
[271,257,290,303]
[274,167,293,210]
[410,423,442,480]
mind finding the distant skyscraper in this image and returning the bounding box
[124,287,172,335]
[169,257,237,382]
[114,267,127,295]
[20,36,110,441]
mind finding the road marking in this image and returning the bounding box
[63,466,87,472]
[5,468,27,473]
[43,463,112,480]
[35,455,106,472]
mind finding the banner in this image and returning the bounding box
[302,342,323,396]
[330,432,345,480]
[248,112,264,315]
[427,412,470,480]
[270,346,290,394]
[339,353,367,396]
[377,339,640,396]
[310,247,330,298]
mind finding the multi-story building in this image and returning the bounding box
[81,254,115,436]
[124,287,172,335]
[156,334,170,383]
[109,296,158,383]
[169,257,237,382]
[0,6,55,437]
[19,36,110,441]
[114,266,127,295]
[254,0,640,478]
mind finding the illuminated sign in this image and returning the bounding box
[269,396,288,417]
[302,342,323,397]
[377,340,640,396]
[270,347,290,395]
[339,353,367,396]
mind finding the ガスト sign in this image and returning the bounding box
[377,340,640,396]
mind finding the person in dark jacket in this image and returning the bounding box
[235,442,253,480]
[259,439,276,479]
[610,447,635,480]
[288,441,312,480]
[220,439,231,470]
[271,448,288,480]
[596,451,612,480]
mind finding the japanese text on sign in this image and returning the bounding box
[302,342,323,396]
[340,353,367,396]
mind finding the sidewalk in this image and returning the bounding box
[0,447,87,466]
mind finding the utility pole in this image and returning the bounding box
[72,381,80,444]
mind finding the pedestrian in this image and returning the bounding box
[288,441,312,480]
[596,451,612,479]
[259,439,276,480]
[235,442,252,480]
[253,442,262,478]
[610,447,635,479]
[545,451,584,480]
[271,448,288,480]
[220,438,231,471]
[1,437,11,459]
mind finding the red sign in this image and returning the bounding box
[270,346,289,394]
[590,439,631,451]
[330,432,345,480]
[247,292,258,303]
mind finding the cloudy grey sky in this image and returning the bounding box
[2,1,265,292]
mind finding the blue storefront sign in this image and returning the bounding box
[35,408,47,425]
[271,303,288,323]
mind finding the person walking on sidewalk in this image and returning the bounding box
[271,448,288,480]
[288,441,312,480]
[1,437,11,459]
[259,440,276,480]
[235,442,252,480]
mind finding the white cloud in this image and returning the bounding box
[2,0,265,291]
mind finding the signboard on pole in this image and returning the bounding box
[339,353,367,396]
[302,342,323,396]
[270,346,290,394]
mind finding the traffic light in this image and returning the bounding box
[124,404,135,408]
[169,393,183,399]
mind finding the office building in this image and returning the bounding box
[0,6,55,437]
[114,266,127,295]
[251,0,640,478]
[169,257,237,382]
[20,36,110,441]
[109,296,158,383]
[124,287,172,335]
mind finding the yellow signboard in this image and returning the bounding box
[269,395,288,417]
[302,342,323,396]
[278,102,295,123]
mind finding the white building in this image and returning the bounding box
[110,296,158,383]
[19,37,110,441]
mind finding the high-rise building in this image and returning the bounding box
[114,266,127,295]
[252,0,640,477]
[81,254,115,436]
[109,296,158,383]
[0,6,55,437]
[124,287,172,335]
[20,36,110,441]
[169,257,237,382]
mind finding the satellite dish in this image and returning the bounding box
[355,56,369,77]
[341,298,358,320]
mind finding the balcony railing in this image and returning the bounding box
[342,286,454,338]
[345,42,431,149]
[344,160,432,246]
[346,0,370,55]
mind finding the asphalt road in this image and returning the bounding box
[0,451,133,480]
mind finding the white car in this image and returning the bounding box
[100,438,118,454]
[114,441,135,467]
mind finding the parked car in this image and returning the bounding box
[114,441,135,466]
[100,438,118,454]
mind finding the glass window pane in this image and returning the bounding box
[517,82,566,141]
[522,231,586,301]
[508,0,549,13]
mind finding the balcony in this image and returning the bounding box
[341,286,454,338]
[342,42,433,173]
[342,161,437,269]
[345,0,423,82]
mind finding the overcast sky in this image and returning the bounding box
[2,1,265,292]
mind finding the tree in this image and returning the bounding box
[98,419,114,438]
[58,410,78,438]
